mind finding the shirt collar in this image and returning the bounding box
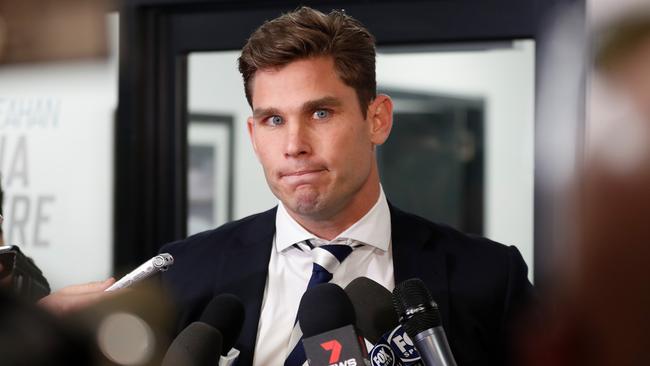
[275,186,391,252]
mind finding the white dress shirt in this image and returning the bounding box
[252,188,395,366]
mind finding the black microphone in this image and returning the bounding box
[199,293,245,356]
[345,277,423,366]
[161,322,223,366]
[392,279,457,366]
[298,283,368,366]
[344,277,399,344]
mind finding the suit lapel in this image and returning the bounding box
[390,204,452,334]
[217,207,277,365]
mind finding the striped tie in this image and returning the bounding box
[284,240,361,366]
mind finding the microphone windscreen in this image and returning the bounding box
[162,322,222,366]
[199,294,245,355]
[392,278,441,337]
[298,283,356,338]
[344,277,399,344]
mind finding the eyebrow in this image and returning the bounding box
[301,96,343,112]
[252,96,343,119]
[252,107,281,119]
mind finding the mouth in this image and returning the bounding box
[281,169,325,178]
[279,168,327,185]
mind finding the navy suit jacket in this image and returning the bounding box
[160,205,533,366]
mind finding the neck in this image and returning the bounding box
[289,167,381,241]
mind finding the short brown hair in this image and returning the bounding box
[238,6,376,116]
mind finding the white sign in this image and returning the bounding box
[0,14,118,289]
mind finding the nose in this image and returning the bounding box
[284,120,311,158]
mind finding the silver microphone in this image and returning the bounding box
[105,253,174,291]
[392,278,457,366]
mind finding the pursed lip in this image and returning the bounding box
[280,168,325,178]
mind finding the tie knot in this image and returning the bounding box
[311,244,354,273]
[305,240,362,287]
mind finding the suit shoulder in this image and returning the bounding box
[392,206,522,264]
[159,206,277,255]
[410,211,530,286]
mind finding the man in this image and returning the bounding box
[161,7,533,366]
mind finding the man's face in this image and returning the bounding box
[247,56,391,221]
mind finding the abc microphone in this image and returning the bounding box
[345,277,423,366]
[392,279,457,366]
[299,283,368,366]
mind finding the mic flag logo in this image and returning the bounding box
[370,343,396,366]
[303,325,365,366]
[369,325,424,366]
[321,340,342,363]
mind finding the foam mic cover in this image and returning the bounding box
[298,283,356,337]
[199,294,245,355]
[345,277,399,344]
[298,283,369,365]
[392,278,441,336]
[161,322,222,366]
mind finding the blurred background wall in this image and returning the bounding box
[0,14,118,289]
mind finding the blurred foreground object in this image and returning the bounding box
[0,0,110,63]
[0,289,95,365]
[594,9,650,121]
[73,282,176,366]
[1,280,175,366]
[521,6,650,366]
[0,245,51,301]
[1,175,4,245]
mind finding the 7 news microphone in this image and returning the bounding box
[162,293,245,366]
[298,283,368,366]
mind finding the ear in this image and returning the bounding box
[247,116,259,157]
[367,94,394,145]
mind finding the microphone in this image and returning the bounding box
[392,279,457,366]
[163,293,244,366]
[199,293,245,356]
[105,253,174,291]
[298,283,368,366]
[345,277,423,366]
[344,277,399,344]
[161,322,223,366]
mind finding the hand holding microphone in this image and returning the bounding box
[105,253,174,292]
[39,253,174,316]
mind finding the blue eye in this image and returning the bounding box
[313,110,329,119]
[265,115,283,126]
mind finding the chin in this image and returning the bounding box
[289,190,324,215]
[293,198,320,215]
